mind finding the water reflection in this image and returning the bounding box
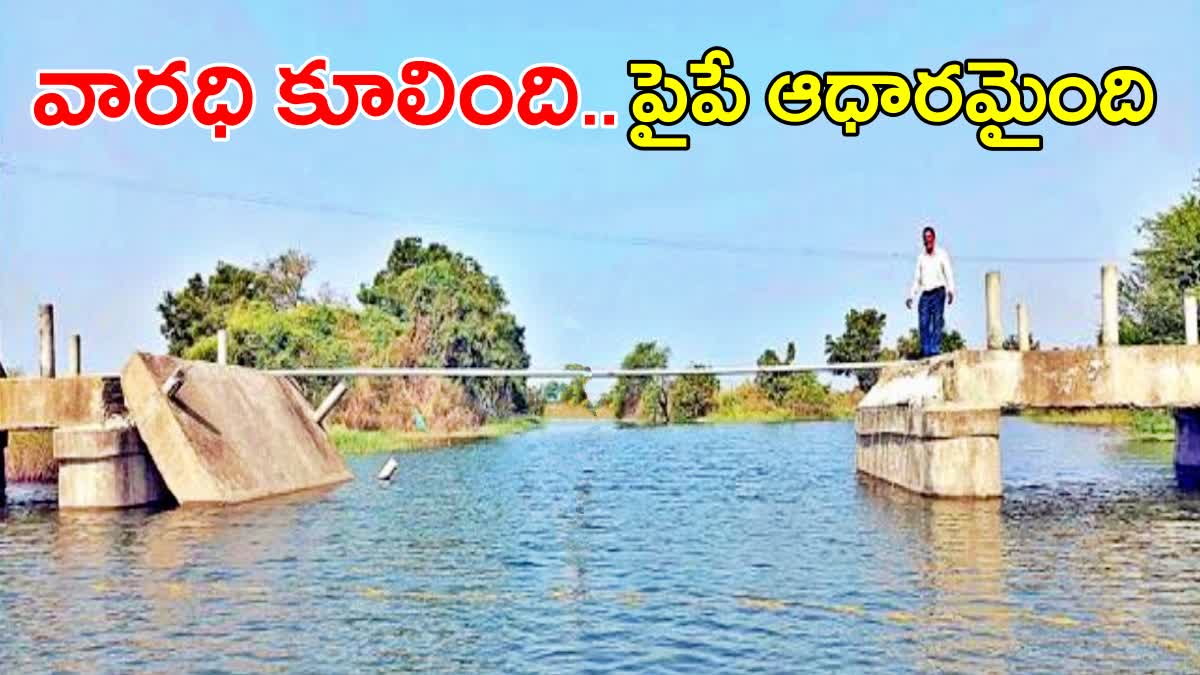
[2,420,1200,672]
[858,478,1014,671]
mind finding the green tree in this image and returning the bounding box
[560,363,590,405]
[256,249,314,310]
[158,261,268,355]
[754,341,830,411]
[639,379,670,425]
[541,381,565,402]
[611,341,670,421]
[1001,333,1041,351]
[184,300,404,401]
[894,328,967,360]
[357,236,479,312]
[755,341,796,404]
[1120,174,1200,344]
[825,308,887,391]
[359,238,532,417]
[668,365,719,422]
[524,384,548,416]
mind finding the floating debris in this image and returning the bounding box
[377,457,399,481]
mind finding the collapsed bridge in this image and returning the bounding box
[0,352,350,509]
[2,264,1199,508]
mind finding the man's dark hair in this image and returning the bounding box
[922,225,936,238]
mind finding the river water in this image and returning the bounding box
[2,419,1199,672]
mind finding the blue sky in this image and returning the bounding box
[1,1,1198,379]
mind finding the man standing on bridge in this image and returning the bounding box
[905,225,955,357]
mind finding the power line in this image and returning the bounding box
[0,159,1126,266]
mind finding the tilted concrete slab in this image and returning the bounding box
[0,376,125,430]
[121,353,352,506]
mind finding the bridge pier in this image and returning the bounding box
[1,429,7,507]
[1176,409,1200,491]
[54,422,167,509]
[856,403,1001,498]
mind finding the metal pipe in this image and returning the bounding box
[312,379,350,426]
[377,457,399,481]
[269,361,894,380]
[162,367,186,398]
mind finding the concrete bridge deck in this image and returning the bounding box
[863,346,1200,410]
[855,346,1200,498]
[0,375,125,430]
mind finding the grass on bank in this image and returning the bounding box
[4,430,56,482]
[700,383,862,424]
[329,416,542,454]
[543,402,615,420]
[1021,408,1175,441]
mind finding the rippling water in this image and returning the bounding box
[2,419,1199,672]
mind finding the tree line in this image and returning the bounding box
[159,172,1198,429]
[158,237,532,431]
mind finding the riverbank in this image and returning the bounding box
[1021,408,1175,441]
[328,416,543,454]
[700,385,861,424]
[543,402,615,420]
[542,386,863,426]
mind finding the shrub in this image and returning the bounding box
[669,368,719,422]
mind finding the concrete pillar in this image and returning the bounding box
[855,403,1002,498]
[68,334,81,376]
[1016,303,1030,352]
[1185,293,1198,346]
[1101,264,1119,346]
[985,272,1003,350]
[38,304,56,378]
[217,329,228,366]
[1175,409,1200,491]
[54,422,167,509]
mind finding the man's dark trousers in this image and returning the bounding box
[918,287,946,357]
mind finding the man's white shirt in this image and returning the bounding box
[909,246,955,301]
